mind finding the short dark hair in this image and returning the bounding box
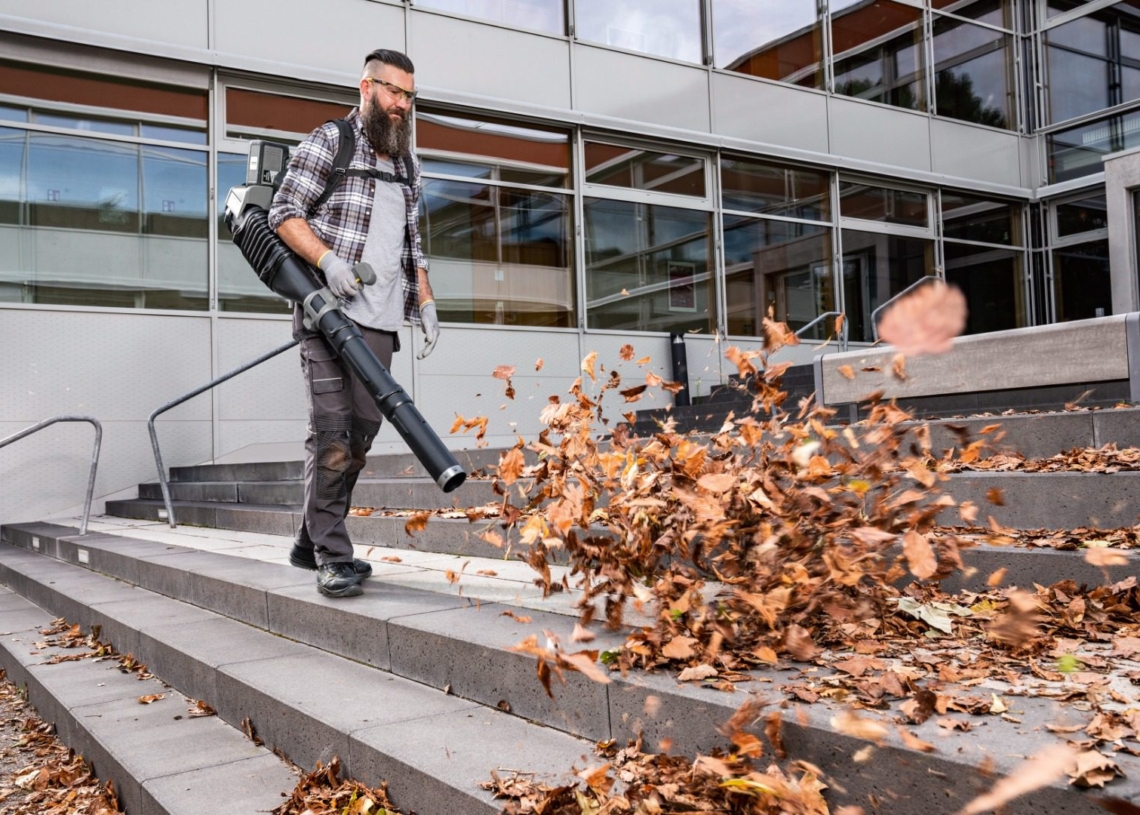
[363,49,415,75]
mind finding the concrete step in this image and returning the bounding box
[0,541,589,815]
[139,476,499,510]
[169,446,511,484]
[103,499,523,560]
[0,583,295,815]
[2,523,1136,813]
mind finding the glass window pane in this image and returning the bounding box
[11,133,207,310]
[416,111,571,188]
[1047,0,1094,18]
[413,0,565,34]
[1053,239,1111,321]
[0,127,23,226]
[721,156,830,220]
[1056,194,1108,237]
[839,181,927,227]
[217,152,288,313]
[722,215,834,339]
[420,178,574,327]
[140,124,208,145]
[0,105,28,124]
[226,88,348,138]
[27,134,139,233]
[930,0,1010,28]
[585,143,705,196]
[34,113,135,137]
[575,0,703,63]
[943,241,1025,334]
[584,198,713,333]
[841,230,934,342]
[0,60,208,120]
[941,192,1021,245]
[1046,47,1110,124]
[832,0,926,111]
[1048,109,1140,183]
[933,15,1012,128]
[143,146,207,239]
[713,0,823,88]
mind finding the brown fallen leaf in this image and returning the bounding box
[903,529,937,580]
[138,694,164,705]
[957,744,1076,814]
[1068,750,1123,788]
[878,280,967,356]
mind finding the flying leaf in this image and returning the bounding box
[678,664,718,682]
[831,709,888,745]
[581,351,598,382]
[1085,548,1128,567]
[838,364,856,381]
[619,344,635,361]
[957,744,1076,814]
[404,512,430,536]
[903,529,938,580]
[534,357,544,371]
[877,280,967,356]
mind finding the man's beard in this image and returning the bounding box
[362,99,411,157]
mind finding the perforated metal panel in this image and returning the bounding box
[412,11,572,110]
[829,97,932,173]
[0,310,214,526]
[215,0,404,74]
[574,45,711,134]
[931,119,1021,188]
[712,73,829,156]
[0,0,209,49]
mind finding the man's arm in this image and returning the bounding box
[417,266,434,305]
[278,217,333,268]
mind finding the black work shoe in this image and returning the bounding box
[290,544,373,579]
[317,563,365,598]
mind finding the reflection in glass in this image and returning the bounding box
[723,216,834,338]
[584,198,713,333]
[416,111,571,188]
[1046,2,1140,125]
[839,181,927,226]
[721,156,830,220]
[420,178,574,327]
[1053,239,1111,321]
[930,0,1010,27]
[413,0,565,35]
[0,127,23,226]
[943,241,1025,334]
[1048,109,1140,182]
[584,143,705,197]
[0,105,28,123]
[1056,195,1108,236]
[933,14,1011,128]
[217,152,288,313]
[714,0,823,88]
[1047,0,1093,17]
[0,133,208,309]
[28,134,139,232]
[840,229,933,342]
[140,124,208,145]
[575,0,703,63]
[142,147,207,238]
[35,112,134,137]
[831,0,926,111]
[941,192,1020,245]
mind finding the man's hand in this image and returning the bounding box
[319,252,359,298]
[418,301,440,359]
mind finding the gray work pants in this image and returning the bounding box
[295,325,398,564]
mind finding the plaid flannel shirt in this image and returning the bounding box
[268,108,426,325]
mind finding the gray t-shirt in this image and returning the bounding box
[341,157,407,332]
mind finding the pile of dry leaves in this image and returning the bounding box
[272,757,401,815]
[0,665,121,814]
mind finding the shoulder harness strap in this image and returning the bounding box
[308,119,355,217]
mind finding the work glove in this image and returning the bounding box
[418,301,440,360]
[319,252,359,298]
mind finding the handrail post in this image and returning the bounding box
[0,416,102,536]
[148,339,298,528]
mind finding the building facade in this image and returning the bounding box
[0,0,1138,523]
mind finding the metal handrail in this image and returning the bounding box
[0,416,102,535]
[795,310,849,352]
[871,275,941,343]
[148,339,299,528]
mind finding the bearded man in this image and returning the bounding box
[268,48,439,598]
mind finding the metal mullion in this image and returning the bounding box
[6,120,208,153]
[712,151,727,346]
[720,207,835,228]
[939,234,1028,250]
[419,171,572,197]
[573,125,589,333]
[580,184,714,213]
[837,217,935,239]
[831,170,846,336]
[932,7,1017,34]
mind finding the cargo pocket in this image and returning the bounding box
[306,351,344,395]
